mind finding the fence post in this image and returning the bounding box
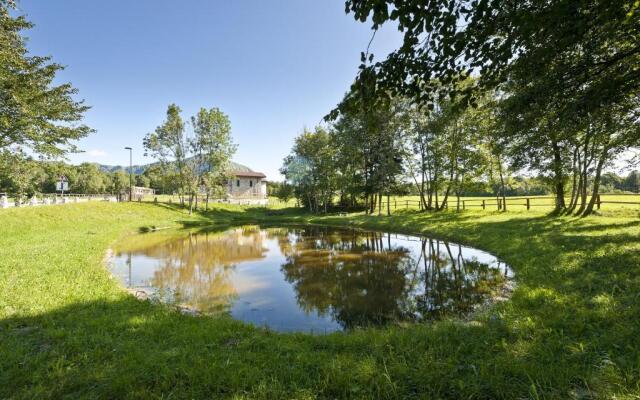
[394,199,397,210]
[597,194,601,209]
[462,200,465,210]
[526,198,530,210]
[482,200,486,210]
[406,200,408,210]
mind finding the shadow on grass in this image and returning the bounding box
[3,204,639,398]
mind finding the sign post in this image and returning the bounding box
[56,176,69,199]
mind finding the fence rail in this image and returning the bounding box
[368,193,640,213]
[0,193,118,208]
[2,192,638,212]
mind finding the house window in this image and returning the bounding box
[249,180,253,187]
[236,180,240,187]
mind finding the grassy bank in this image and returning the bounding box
[1,202,639,399]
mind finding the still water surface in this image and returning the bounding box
[110,225,512,333]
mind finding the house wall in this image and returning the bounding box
[227,177,266,198]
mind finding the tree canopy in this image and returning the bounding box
[287,0,638,216]
[341,0,639,117]
[0,2,91,157]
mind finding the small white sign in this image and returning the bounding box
[56,176,69,192]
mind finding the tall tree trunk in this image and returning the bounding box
[386,192,390,216]
[583,149,608,216]
[439,184,451,211]
[411,167,428,210]
[576,125,595,214]
[569,173,583,213]
[567,148,580,213]
[370,192,376,214]
[433,176,439,211]
[427,170,433,210]
[498,161,507,211]
[420,170,427,210]
[439,166,456,211]
[551,141,566,211]
[364,193,369,214]
[575,170,588,215]
[324,190,328,213]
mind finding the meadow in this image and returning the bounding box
[1,201,639,399]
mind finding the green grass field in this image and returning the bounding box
[1,202,639,398]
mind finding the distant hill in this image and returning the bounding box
[96,160,256,175]
[95,164,147,175]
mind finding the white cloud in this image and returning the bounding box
[87,149,107,157]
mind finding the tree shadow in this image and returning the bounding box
[3,205,638,398]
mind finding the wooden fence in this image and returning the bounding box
[370,193,640,213]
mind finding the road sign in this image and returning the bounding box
[55,181,69,191]
[56,176,69,192]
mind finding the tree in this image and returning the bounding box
[0,2,91,157]
[339,0,640,216]
[190,107,236,210]
[142,164,179,195]
[281,127,338,212]
[406,91,485,212]
[342,1,639,119]
[0,150,44,199]
[135,174,151,188]
[73,163,108,194]
[143,104,191,207]
[329,80,407,215]
[270,181,294,204]
[110,170,129,200]
[581,104,640,214]
[623,170,640,193]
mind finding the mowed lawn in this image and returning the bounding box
[1,202,639,399]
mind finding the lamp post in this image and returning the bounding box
[124,147,132,202]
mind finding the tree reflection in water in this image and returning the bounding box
[117,226,268,314]
[416,238,509,319]
[275,227,417,329]
[276,226,509,329]
[112,225,511,332]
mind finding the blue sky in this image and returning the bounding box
[17,0,401,179]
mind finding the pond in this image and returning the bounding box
[109,225,512,333]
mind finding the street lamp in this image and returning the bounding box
[124,147,132,202]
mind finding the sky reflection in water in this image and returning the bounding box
[110,225,512,333]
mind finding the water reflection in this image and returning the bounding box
[110,225,512,332]
[116,226,266,313]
